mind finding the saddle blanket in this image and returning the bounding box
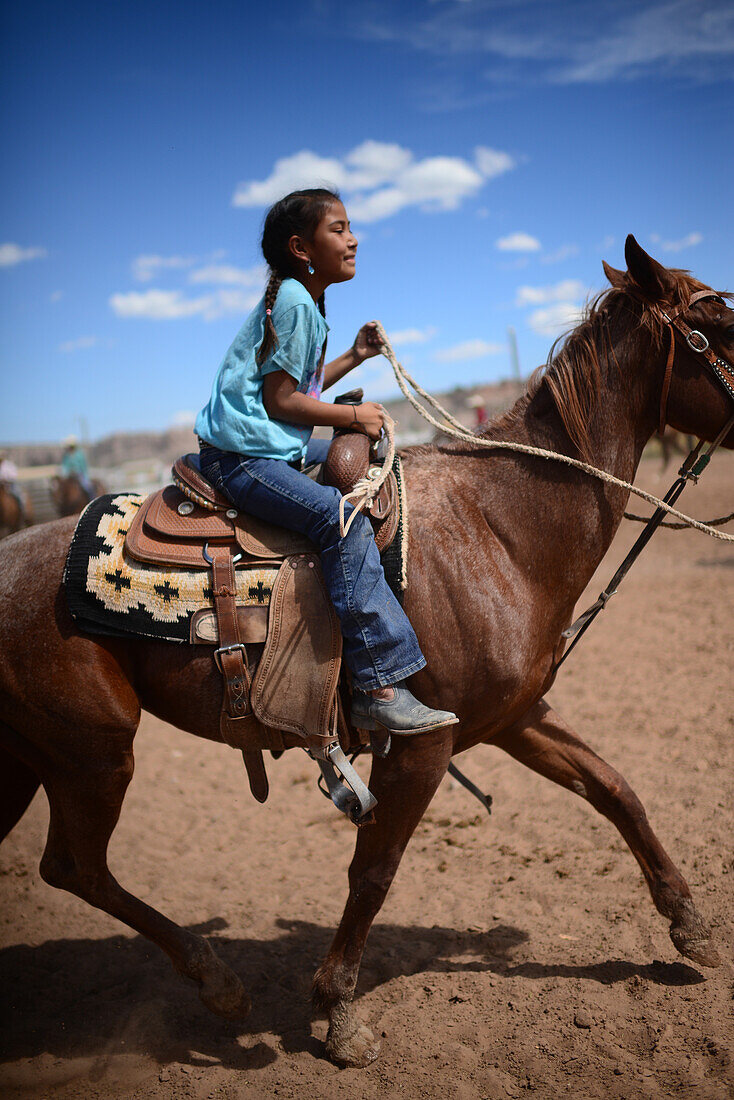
[64,461,409,644]
[64,494,279,643]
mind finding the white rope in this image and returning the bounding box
[338,411,396,537]
[372,321,734,543]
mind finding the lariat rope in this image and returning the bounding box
[369,321,734,543]
[338,410,396,537]
[623,508,734,529]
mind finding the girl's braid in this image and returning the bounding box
[256,188,337,367]
[256,271,283,366]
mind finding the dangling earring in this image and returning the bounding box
[307,260,314,275]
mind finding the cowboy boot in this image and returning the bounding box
[351,682,459,736]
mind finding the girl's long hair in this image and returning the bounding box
[256,188,338,366]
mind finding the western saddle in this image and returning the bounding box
[123,423,400,825]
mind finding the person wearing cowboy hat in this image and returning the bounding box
[60,436,94,500]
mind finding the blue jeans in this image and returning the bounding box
[199,439,426,690]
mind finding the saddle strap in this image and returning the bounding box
[210,548,251,722]
[241,750,269,803]
[209,548,284,801]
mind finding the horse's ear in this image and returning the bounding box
[624,235,674,300]
[602,261,626,288]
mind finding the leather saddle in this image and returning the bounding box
[123,428,400,824]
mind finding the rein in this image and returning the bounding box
[555,411,734,670]
[556,290,734,669]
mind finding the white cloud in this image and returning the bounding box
[345,140,415,189]
[351,157,485,221]
[528,303,582,337]
[0,243,47,267]
[496,232,541,252]
[233,139,515,223]
[649,232,703,253]
[434,338,503,362]
[58,335,98,353]
[132,254,196,282]
[188,263,266,287]
[387,326,437,347]
[541,243,580,264]
[50,290,63,302]
[233,150,346,207]
[111,289,206,320]
[556,3,734,84]
[516,279,586,307]
[170,410,195,426]
[474,146,516,179]
[204,289,262,318]
[110,287,260,321]
[359,1,734,86]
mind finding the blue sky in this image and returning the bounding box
[2,0,733,444]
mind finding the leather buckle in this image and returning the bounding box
[214,642,247,672]
[686,329,709,353]
[203,542,242,565]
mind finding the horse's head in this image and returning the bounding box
[604,236,734,448]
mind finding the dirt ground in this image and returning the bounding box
[1,451,732,1100]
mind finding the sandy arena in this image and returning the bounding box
[1,451,732,1099]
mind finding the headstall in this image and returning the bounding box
[556,288,734,672]
[656,289,734,435]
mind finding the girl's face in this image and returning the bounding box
[304,201,358,285]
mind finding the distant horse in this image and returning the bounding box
[51,475,102,517]
[0,484,31,538]
[0,238,732,1067]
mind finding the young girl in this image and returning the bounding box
[195,188,457,736]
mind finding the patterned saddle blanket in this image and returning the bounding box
[63,454,407,645]
[64,493,281,642]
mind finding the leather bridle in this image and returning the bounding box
[555,289,734,673]
[655,289,734,436]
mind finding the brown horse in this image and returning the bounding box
[0,237,732,1067]
[0,484,31,538]
[51,474,102,516]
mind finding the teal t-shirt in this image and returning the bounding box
[61,449,88,477]
[195,278,329,461]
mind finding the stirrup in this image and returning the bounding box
[310,740,378,824]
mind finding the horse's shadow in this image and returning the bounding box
[0,917,703,1071]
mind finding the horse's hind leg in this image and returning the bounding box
[39,747,250,1019]
[0,742,40,841]
[493,700,720,967]
[313,731,452,1067]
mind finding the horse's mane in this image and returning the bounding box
[494,267,724,461]
[406,266,727,463]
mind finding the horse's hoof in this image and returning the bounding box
[326,1023,380,1068]
[669,899,721,968]
[199,966,251,1019]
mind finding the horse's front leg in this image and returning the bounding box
[493,700,720,967]
[313,729,452,1067]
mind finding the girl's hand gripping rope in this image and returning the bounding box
[339,412,396,538]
